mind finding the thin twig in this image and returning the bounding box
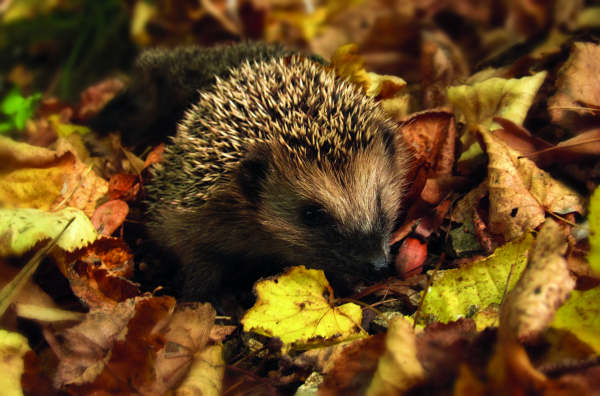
[413,254,444,329]
[546,210,589,229]
[221,365,277,396]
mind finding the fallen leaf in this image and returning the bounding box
[55,296,176,391]
[400,109,456,178]
[477,126,586,241]
[318,334,386,396]
[421,232,534,326]
[588,187,600,274]
[14,304,85,323]
[67,259,140,310]
[143,142,165,169]
[78,79,125,121]
[90,200,129,237]
[0,330,31,396]
[330,44,407,101]
[0,137,108,216]
[500,219,575,343]
[107,174,141,202]
[145,303,234,394]
[548,42,600,132]
[175,344,225,396]
[551,286,600,354]
[48,114,91,137]
[0,207,97,256]
[241,266,367,350]
[421,30,470,109]
[447,71,547,154]
[366,317,424,396]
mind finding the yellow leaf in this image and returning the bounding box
[130,0,157,46]
[0,330,31,396]
[175,344,224,396]
[551,286,600,353]
[588,186,600,274]
[48,114,91,137]
[331,44,406,99]
[448,71,546,163]
[421,232,534,326]
[0,207,97,256]
[448,71,547,134]
[366,317,424,396]
[241,266,366,350]
[331,44,371,93]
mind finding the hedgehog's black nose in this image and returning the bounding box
[366,255,389,280]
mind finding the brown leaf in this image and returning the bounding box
[55,296,176,392]
[318,334,386,396]
[147,303,233,394]
[68,260,140,310]
[491,117,553,158]
[421,31,470,109]
[477,127,586,241]
[51,236,134,279]
[400,109,456,178]
[107,173,142,202]
[549,42,600,132]
[500,219,575,344]
[143,142,165,169]
[77,79,124,121]
[524,129,600,165]
[90,200,129,237]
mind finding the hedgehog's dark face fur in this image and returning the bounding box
[243,135,402,280]
[147,55,410,300]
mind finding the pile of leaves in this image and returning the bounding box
[1,1,600,395]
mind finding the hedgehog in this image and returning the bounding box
[90,42,297,146]
[144,51,411,302]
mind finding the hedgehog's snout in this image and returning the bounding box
[365,254,389,280]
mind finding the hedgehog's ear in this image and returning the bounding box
[238,150,269,204]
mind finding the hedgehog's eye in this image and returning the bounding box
[300,205,327,226]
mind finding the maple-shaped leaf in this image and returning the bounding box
[421,232,534,327]
[0,207,97,256]
[241,266,367,350]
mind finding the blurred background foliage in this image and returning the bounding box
[1,0,600,102]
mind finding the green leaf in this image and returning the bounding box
[588,186,600,274]
[421,232,534,326]
[0,87,41,132]
[551,286,600,353]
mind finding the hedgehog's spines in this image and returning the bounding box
[147,56,396,212]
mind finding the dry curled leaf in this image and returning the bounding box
[549,42,600,132]
[366,317,424,396]
[500,219,575,343]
